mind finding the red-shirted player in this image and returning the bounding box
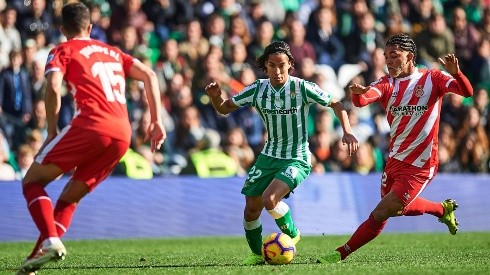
[317,34,473,263]
[17,3,166,274]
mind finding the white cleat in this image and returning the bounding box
[16,237,66,274]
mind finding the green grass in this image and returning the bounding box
[1,232,489,274]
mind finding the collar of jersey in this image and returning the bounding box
[267,76,289,94]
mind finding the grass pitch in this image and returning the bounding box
[1,232,489,274]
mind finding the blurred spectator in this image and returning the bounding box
[142,0,194,41]
[87,0,110,43]
[247,19,274,78]
[231,106,265,156]
[178,19,210,68]
[227,14,252,48]
[24,128,43,154]
[309,129,333,165]
[335,107,374,144]
[16,0,57,44]
[181,128,238,177]
[414,13,455,69]
[0,6,21,69]
[109,0,153,45]
[155,38,193,87]
[478,6,490,40]
[438,122,461,173]
[400,0,441,35]
[226,42,250,80]
[473,87,489,122]
[344,11,384,68]
[30,59,46,101]
[23,99,47,143]
[307,7,345,71]
[304,0,335,39]
[0,50,32,149]
[223,126,255,176]
[336,0,370,39]
[456,131,489,173]
[450,6,480,74]
[15,143,35,179]
[470,37,490,87]
[351,141,376,175]
[440,93,467,131]
[455,106,489,173]
[365,47,387,84]
[205,12,226,49]
[383,11,410,41]
[287,18,317,76]
[170,105,209,173]
[132,109,166,175]
[119,24,140,55]
[323,138,353,172]
[21,39,38,74]
[246,0,284,30]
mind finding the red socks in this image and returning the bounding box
[336,214,387,260]
[22,182,58,238]
[402,198,444,217]
[27,200,77,259]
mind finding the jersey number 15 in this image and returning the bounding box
[92,62,126,104]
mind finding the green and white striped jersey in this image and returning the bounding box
[232,76,333,164]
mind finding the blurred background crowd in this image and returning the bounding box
[0,0,489,180]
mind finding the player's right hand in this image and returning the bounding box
[145,122,166,152]
[205,82,221,98]
[349,83,369,95]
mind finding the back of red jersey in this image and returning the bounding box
[45,38,135,143]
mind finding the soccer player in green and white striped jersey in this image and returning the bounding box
[205,41,359,265]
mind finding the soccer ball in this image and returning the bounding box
[261,232,296,265]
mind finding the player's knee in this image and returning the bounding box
[261,195,277,210]
[244,207,261,221]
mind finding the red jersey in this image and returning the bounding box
[45,38,135,143]
[352,69,473,168]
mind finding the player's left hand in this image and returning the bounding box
[438,54,459,75]
[342,133,359,156]
[145,121,166,152]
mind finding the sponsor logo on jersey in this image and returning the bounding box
[389,105,428,116]
[263,107,298,115]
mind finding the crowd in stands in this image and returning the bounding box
[0,0,489,180]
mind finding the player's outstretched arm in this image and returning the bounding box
[205,81,239,115]
[128,61,166,152]
[330,99,359,155]
[438,54,474,97]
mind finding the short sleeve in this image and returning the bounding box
[45,45,71,75]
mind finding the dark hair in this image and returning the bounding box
[255,41,295,72]
[386,34,417,66]
[62,2,90,37]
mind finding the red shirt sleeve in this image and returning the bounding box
[45,45,72,75]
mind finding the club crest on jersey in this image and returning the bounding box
[290,91,296,99]
[414,85,424,97]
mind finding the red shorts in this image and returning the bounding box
[35,126,129,191]
[381,158,437,206]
